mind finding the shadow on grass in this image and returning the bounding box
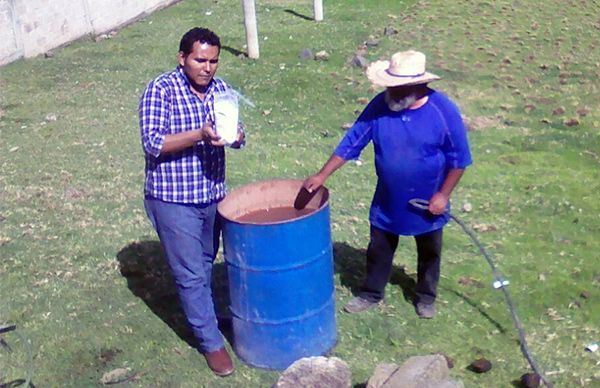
[510,377,531,387]
[445,288,506,333]
[284,9,313,21]
[116,241,233,349]
[332,242,417,304]
[222,45,245,58]
[334,241,508,333]
[0,379,36,388]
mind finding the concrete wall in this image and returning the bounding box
[0,0,180,66]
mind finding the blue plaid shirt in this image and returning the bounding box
[139,66,230,204]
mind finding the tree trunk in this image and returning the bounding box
[242,0,259,59]
[313,0,323,21]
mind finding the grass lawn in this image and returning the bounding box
[1,0,599,386]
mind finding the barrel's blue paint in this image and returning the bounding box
[219,181,336,370]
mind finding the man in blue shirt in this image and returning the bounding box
[304,50,472,319]
[139,27,244,376]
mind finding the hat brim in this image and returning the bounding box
[366,60,441,87]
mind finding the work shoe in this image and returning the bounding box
[416,302,436,319]
[204,347,235,377]
[343,296,380,313]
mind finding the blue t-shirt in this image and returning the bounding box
[334,89,472,236]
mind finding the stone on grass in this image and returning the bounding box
[383,26,398,36]
[469,357,492,373]
[367,363,397,388]
[100,368,131,385]
[367,354,463,388]
[315,50,330,61]
[365,38,379,47]
[274,356,351,388]
[520,372,541,387]
[461,202,473,213]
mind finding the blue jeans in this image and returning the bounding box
[144,197,224,353]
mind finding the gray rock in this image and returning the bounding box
[365,38,379,47]
[274,356,351,388]
[436,380,464,388]
[383,26,399,36]
[367,363,398,388]
[314,50,330,61]
[367,354,463,388]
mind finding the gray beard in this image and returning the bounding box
[385,90,418,112]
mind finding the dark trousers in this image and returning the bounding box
[360,225,443,305]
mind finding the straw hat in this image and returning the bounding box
[366,50,440,87]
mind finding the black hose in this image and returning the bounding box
[409,199,554,388]
[0,323,33,387]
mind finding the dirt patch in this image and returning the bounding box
[64,187,90,201]
[98,348,122,367]
[463,115,504,131]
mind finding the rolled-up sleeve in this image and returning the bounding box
[139,81,169,158]
[440,101,472,169]
[334,100,378,161]
[334,120,372,161]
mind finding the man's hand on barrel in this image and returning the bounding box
[302,174,326,193]
[303,155,348,193]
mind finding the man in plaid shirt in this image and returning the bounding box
[139,27,243,377]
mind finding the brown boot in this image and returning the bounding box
[204,347,234,377]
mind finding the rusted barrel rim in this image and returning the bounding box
[217,179,329,225]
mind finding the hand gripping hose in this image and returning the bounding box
[409,199,554,388]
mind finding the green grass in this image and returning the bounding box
[1,0,599,386]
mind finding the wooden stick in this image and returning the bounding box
[313,0,323,21]
[242,0,259,59]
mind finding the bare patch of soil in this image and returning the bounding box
[463,115,504,131]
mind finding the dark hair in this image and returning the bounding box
[179,27,221,55]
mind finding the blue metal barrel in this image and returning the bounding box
[217,179,336,370]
